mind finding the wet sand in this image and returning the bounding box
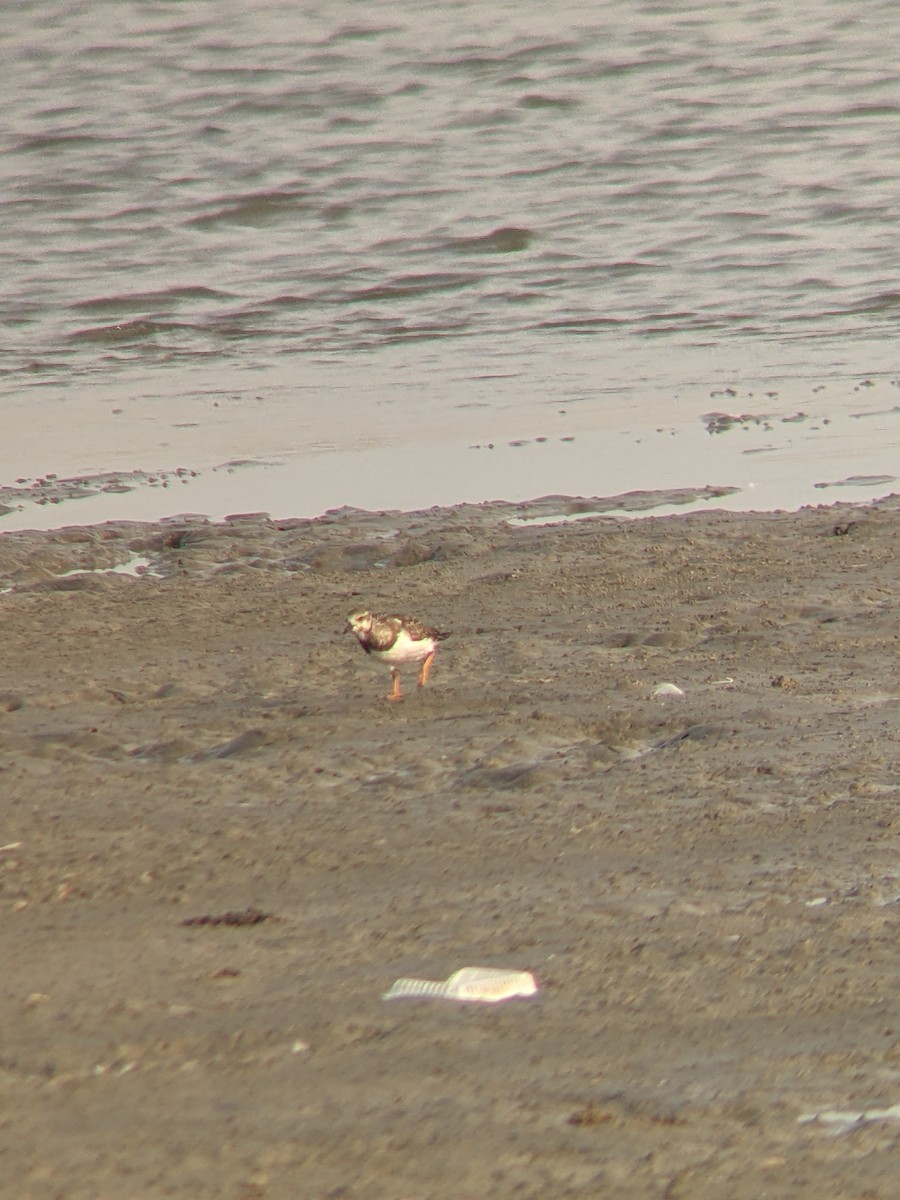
[3,378,899,532]
[2,494,899,1199]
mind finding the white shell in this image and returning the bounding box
[653,682,685,697]
[383,966,538,1004]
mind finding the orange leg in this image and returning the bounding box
[388,668,404,702]
[417,651,436,688]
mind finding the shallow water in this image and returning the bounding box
[2,0,898,524]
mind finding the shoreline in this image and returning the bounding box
[0,451,896,537]
[2,488,897,589]
[3,374,899,534]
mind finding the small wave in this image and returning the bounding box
[518,93,579,109]
[533,316,627,332]
[608,260,662,274]
[327,24,400,43]
[418,42,575,74]
[377,321,472,344]
[346,273,479,303]
[67,318,191,344]
[244,294,318,314]
[73,287,231,314]
[806,292,900,321]
[843,103,900,118]
[445,227,533,254]
[187,190,311,229]
[445,107,519,129]
[12,132,108,154]
[847,291,900,314]
[504,158,587,180]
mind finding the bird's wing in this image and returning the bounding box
[397,616,443,642]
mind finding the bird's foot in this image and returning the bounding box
[417,651,436,688]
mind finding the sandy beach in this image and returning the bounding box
[2,493,899,1199]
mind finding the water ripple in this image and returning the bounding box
[0,0,898,455]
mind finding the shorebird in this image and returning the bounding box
[347,611,449,701]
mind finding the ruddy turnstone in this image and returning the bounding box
[347,611,449,701]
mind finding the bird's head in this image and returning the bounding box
[347,610,374,638]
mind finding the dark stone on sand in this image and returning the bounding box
[457,763,542,790]
[187,729,267,762]
[600,630,644,648]
[129,739,192,762]
[180,907,272,927]
[653,724,727,750]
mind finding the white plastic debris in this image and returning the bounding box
[653,682,685,698]
[798,1102,900,1135]
[383,966,538,1004]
